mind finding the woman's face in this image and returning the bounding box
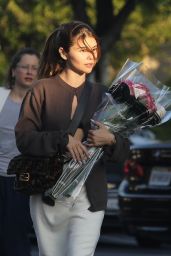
[64,35,98,75]
[12,54,39,89]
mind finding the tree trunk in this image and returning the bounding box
[70,0,138,83]
[95,55,109,84]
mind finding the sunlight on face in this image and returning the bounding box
[64,34,99,75]
[76,36,98,61]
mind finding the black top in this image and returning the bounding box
[15,75,130,211]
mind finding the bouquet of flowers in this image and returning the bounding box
[43,59,171,205]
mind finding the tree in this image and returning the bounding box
[0,0,72,82]
[0,0,171,138]
[70,0,171,83]
[0,0,171,85]
[70,0,138,82]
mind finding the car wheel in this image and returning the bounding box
[136,235,161,248]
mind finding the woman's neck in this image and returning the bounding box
[59,69,86,88]
[9,85,30,103]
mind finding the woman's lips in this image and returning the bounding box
[25,77,33,82]
[85,63,94,68]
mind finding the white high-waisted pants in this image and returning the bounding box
[30,186,104,256]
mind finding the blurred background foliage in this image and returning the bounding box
[0,0,171,139]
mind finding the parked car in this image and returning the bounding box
[129,129,158,145]
[102,161,125,231]
[118,140,171,246]
[102,129,157,232]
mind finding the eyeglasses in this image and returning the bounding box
[16,64,39,73]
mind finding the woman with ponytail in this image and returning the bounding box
[15,21,129,256]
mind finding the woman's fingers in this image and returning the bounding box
[76,143,89,162]
[87,126,115,147]
[91,120,106,129]
[67,135,89,163]
[69,147,77,162]
[80,143,90,159]
[71,144,89,163]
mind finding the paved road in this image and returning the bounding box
[31,232,171,256]
[95,233,171,256]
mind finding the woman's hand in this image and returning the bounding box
[74,128,84,141]
[87,121,116,147]
[66,134,89,163]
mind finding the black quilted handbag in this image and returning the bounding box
[7,154,63,195]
